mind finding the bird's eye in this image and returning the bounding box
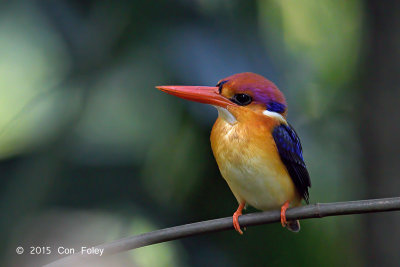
[231,94,252,106]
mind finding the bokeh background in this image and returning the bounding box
[1,0,399,266]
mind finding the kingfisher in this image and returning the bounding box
[156,72,311,233]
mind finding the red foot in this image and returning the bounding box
[233,203,245,234]
[280,201,290,227]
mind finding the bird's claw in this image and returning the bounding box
[280,201,290,227]
[233,202,245,234]
[233,211,243,234]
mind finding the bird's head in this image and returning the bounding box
[157,72,287,124]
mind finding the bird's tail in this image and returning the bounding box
[286,220,300,232]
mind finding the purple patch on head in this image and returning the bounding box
[251,86,286,112]
[218,72,287,111]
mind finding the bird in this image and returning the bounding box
[156,72,311,233]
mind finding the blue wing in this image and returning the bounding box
[272,124,311,203]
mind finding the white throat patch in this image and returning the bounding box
[214,106,237,124]
[262,109,286,123]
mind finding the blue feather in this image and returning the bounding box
[272,124,311,203]
[267,101,286,113]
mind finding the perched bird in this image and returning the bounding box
[156,72,311,233]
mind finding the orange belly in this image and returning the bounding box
[210,116,301,210]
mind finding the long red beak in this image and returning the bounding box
[156,86,234,108]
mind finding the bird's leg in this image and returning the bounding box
[280,200,290,227]
[233,202,245,234]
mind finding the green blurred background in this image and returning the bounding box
[1,0,399,266]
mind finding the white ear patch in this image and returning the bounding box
[214,106,237,124]
[262,109,286,123]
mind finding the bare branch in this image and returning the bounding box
[45,197,400,267]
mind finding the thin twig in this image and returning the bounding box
[45,197,400,267]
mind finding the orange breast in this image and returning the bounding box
[210,107,301,210]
